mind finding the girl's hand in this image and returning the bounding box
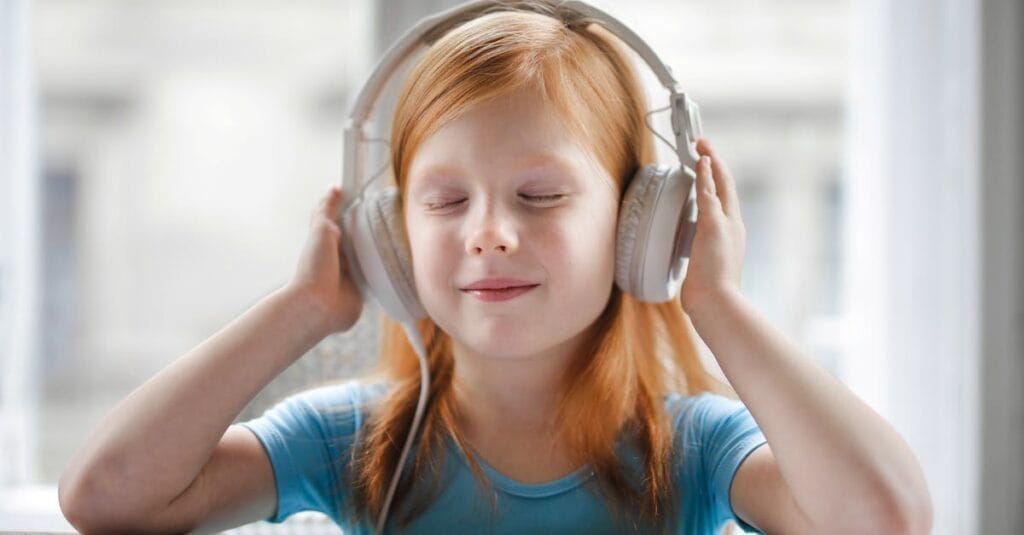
[679,138,747,315]
[286,185,364,335]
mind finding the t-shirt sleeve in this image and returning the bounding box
[675,392,768,533]
[237,380,376,523]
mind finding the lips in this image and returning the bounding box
[460,278,540,302]
[462,278,538,291]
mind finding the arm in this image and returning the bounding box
[59,185,362,533]
[680,139,932,534]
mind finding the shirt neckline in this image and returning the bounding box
[443,433,595,498]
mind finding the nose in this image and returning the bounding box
[465,206,519,256]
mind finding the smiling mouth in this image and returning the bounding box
[461,284,540,302]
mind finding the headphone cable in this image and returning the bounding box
[375,322,431,534]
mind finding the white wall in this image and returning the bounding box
[845,0,1023,532]
[0,0,41,485]
[843,0,978,531]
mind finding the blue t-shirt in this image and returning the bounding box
[239,380,767,534]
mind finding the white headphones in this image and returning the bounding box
[335,1,703,532]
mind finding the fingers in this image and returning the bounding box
[695,138,741,218]
[312,184,344,224]
[695,153,724,222]
[323,184,342,209]
[325,184,343,213]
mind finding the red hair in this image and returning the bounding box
[345,2,726,531]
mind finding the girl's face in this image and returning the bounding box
[404,88,619,361]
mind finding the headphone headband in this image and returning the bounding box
[341,0,703,197]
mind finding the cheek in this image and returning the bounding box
[541,206,618,281]
[406,220,456,297]
[579,196,618,250]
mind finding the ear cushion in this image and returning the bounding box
[616,164,665,298]
[339,183,425,324]
[616,164,697,302]
[366,187,425,321]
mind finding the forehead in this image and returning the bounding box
[410,150,587,185]
[405,88,608,184]
[409,144,613,201]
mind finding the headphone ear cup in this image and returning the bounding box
[616,164,660,297]
[341,185,425,324]
[616,164,697,302]
[369,187,425,317]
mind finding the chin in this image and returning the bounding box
[458,332,539,359]
[444,322,554,361]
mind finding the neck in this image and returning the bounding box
[450,328,593,439]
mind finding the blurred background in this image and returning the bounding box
[1,0,1020,533]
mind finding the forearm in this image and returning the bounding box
[60,285,330,517]
[686,288,931,530]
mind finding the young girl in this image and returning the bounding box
[58,3,932,534]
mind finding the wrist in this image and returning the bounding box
[681,284,745,323]
[275,284,338,341]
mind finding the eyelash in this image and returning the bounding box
[522,193,565,203]
[427,194,565,211]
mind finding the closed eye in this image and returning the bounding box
[520,193,565,204]
[424,194,565,212]
[425,199,465,210]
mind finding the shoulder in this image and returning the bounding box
[242,380,392,444]
[234,380,394,525]
[278,379,391,414]
[662,390,766,482]
[662,391,768,532]
[664,391,752,435]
